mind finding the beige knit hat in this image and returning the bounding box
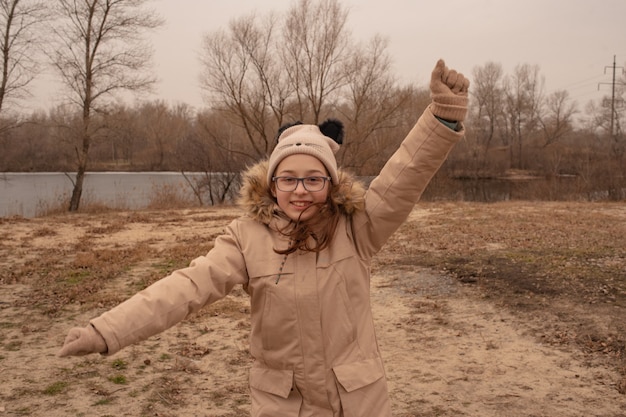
[267,119,344,185]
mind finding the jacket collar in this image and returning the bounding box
[237,160,366,225]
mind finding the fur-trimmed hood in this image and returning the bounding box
[237,160,366,225]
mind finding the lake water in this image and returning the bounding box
[0,172,202,218]
[0,171,604,218]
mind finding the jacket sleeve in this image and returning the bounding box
[91,220,248,355]
[353,105,464,258]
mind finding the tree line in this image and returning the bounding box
[0,0,624,210]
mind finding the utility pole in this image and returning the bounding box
[598,55,625,138]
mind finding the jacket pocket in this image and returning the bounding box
[245,258,297,352]
[249,367,294,398]
[250,367,302,417]
[333,357,392,417]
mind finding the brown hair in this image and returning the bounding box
[274,187,342,255]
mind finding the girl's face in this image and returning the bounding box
[272,154,330,222]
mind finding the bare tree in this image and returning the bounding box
[539,89,577,148]
[504,64,544,169]
[336,35,410,173]
[199,13,289,160]
[460,62,509,177]
[471,62,505,149]
[99,102,137,167]
[200,0,404,175]
[49,0,162,211]
[134,100,191,170]
[177,109,243,205]
[282,0,349,123]
[0,0,47,119]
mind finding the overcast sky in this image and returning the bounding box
[30,0,626,112]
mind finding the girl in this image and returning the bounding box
[59,59,469,416]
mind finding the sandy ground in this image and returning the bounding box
[0,202,625,416]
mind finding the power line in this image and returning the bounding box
[556,74,604,91]
[598,55,625,137]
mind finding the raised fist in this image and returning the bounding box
[429,59,469,122]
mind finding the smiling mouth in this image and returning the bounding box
[291,201,311,208]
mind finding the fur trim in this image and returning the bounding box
[237,159,366,224]
[237,160,277,224]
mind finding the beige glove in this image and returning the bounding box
[58,325,108,357]
[429,59,470,122]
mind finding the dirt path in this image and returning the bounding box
[1,204,625,416]
[372,267,624,416]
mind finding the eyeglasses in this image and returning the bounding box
[272,176,331,192]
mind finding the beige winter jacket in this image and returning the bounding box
[91,106,464,416]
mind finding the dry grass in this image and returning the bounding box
[1,201,625,415]
[376,201,626,385]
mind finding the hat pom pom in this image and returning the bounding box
[319,119,344,145]
[275,121,302,142]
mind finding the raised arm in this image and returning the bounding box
[353,59,470,257]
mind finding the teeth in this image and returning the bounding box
[292,202,309,207]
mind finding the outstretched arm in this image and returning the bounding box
[58,324,107,356]
[58,221,249,357]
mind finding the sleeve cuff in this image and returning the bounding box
[435,116,460,131]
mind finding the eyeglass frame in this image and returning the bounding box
[271,176,332,192]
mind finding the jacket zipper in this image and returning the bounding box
[275,252,289,284]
